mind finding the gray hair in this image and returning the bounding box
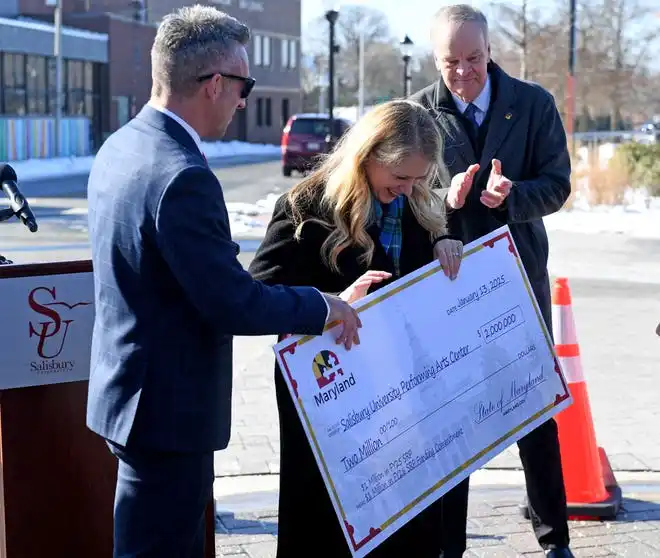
[151,5,250,97]
[431,4,489,45]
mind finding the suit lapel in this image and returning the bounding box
[430,80,477,168]
[479,64,517,170]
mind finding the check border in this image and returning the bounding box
[277,229,571,552]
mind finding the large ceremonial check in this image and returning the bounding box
[272,226,572,556]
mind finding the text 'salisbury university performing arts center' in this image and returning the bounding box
[0,0,302,160]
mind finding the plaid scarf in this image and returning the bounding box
[373,195,404,276]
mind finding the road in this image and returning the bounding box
[2,160,659,476]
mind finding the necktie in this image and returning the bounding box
[464,103,480,129]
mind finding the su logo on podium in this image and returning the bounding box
[28,287,92,360]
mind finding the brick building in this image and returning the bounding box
[148,1,302,144]
[0,0,301,160]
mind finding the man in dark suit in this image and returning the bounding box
[86,6,361,557]
[411,5,574,558]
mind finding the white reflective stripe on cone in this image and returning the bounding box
[552,304,578,345]
[558,355,585,383]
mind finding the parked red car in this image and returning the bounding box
[280,113,352,177]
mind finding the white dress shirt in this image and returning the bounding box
[147,102,333,323]
[451,75,492,126]
[148,102,204,154]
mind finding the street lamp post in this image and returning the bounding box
[324,1,340,143]
[400,35,414,98]
[566,0,577,155]
[46,0,62,157]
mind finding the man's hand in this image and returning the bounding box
[480,159,512,209]
[323,294,363,350]
[447,164,479,210]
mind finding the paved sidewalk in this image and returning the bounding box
[214,476,660,557]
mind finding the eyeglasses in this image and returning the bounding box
[197,72,256,99]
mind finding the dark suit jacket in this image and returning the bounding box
[410,62,571,327]
[86,105,327,453]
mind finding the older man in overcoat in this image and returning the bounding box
[411,4,574,558]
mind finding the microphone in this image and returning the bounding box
[0,164,38,232]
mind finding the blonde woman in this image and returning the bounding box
[249,100,466,557]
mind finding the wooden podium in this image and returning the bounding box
[0,260,215,557]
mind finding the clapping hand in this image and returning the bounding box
[480,159,512,209]
[447,163,479,210]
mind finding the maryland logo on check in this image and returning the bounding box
[312,349,343,387]
[312,349,356,405]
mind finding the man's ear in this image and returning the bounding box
[487,43,491,62]
[209,74,223,100]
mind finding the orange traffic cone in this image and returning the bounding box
[552,277,622,520]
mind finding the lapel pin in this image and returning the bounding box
[505,113,512,119]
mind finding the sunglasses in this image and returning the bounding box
[197,72,256,99]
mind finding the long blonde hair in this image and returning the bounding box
[287,99,449,273]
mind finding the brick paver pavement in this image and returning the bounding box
[214,483,660,557]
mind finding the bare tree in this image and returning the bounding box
[581,0,660,128]
[303,5,392,104]
[410,53,441,93]
[489,0,554,80]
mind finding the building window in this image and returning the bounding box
[47,56,66,114]
[254,35,262,66]
[254,34,272,67]
[262,36,271,66]
[265,98,272,127]
[281,98,290,128]
[26,55,47,114]
[256,97,263,127]
[279,39,297,69]
[289,40,297,69]
[67,59,85,115]
[82,60,102,120]
[3,53,26,115]
[281,39,289,68]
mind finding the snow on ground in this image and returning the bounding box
[11,140,280,181]
[543,188,660,240]
[225,193,280,238]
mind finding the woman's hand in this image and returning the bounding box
[434,238,464,280]
[339,270,392,304]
